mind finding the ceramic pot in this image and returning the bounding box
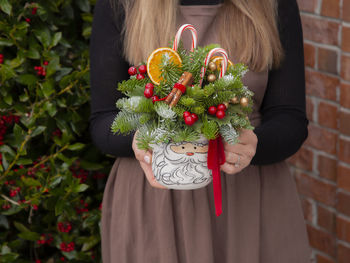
[151,136,212,190]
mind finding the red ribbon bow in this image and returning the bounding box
[207,134,226,217]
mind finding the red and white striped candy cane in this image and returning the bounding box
[172,24,198,52]
[199,48,228,86]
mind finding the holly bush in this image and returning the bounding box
[0,1,113,262]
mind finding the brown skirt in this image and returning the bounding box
[101,157,311,263]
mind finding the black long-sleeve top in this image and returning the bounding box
[89,0,308,165]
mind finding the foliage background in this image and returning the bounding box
[0,0,112,262]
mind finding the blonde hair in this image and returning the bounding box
[112,0,284,72]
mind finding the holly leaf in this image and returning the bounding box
[0,0,12,15]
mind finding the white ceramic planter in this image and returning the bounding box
[151,136,212,190]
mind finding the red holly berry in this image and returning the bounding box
[144,88,153,98]
[25,18,31,23]
[191,113,198,122]
[136,74,145,80]
[138,65,147,74]
[32,7,38,15]
[184,116,195,126]
[217,104,227,111]
[151,96,159,103]
[208,106,217,115]
[128,66,137,76]
[183,111,191,118]
[216,110,225,119]
[43,61,49,65]
[145,83,154,90]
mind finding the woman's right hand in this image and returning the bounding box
[132,130,167,189]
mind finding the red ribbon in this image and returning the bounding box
[207,134,226,217]
[173,83,186,93]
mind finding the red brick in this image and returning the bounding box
[318,48,338,74]
[295,172,336,206]
[306,97,314,122]
[339,138,350,164]
[297,0,317,12]
[338,165,350,192]
[305,124,337,155]
[318,155,337,182]
[338,243,350,263]
[341,55,350,82]
[317,205,336,233]
[307,224,336,257]
[306,70,339,101]
[344,0,350,22]
[340,111,350,136]
[318,102,338,129]
[336,216,350,242]
[304,43,316,68]
[301,15,340,46]
[342,26,350,53]
[340,83,350,109]
[316,254,336,263]
[288,147,313,171]
[301,197,314,222]
[337,192,350,217]
[321,0,340,18]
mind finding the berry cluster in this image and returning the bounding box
[183,111,198,126]
[0,115,20,148]
[92,172,106,180]
[0,54,3,64]
[52,128,62,138]
[9,187,21,197]
[128,65,147,80]
[208,103,227,119]
[32,7,38,15]
[34,65,46,76]
[58,221,72,233]
[76,199,89,214]
[70,168,88,183]
[2,203,11,210]
[36,233,53,245]
[60,241,75,252]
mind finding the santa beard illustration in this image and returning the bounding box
[152,138,212,189]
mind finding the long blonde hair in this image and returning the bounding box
[112,0,283,72]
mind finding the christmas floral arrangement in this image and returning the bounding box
[111,24,253,216]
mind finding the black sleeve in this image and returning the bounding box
[89,0,135,157]
[250,0,309,165]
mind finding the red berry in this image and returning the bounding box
[43,61,49,65]
[138,65,147,74]
[25,18,31,23]
[191,113,198,122]
[128,66,137,76]
[208,106,217,115]
[32,7,38,15]
[136,74,145,80]
[216,110,225,119]
[144,87,153,98]
[151,96,159,103]
[0,54,3,58]
[145,83,154,90]
[217,104,227,111]
[183,111,191,118]
[184,116,195,126]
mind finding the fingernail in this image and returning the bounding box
[144,155,151,164]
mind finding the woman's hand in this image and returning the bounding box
[220,129,258,175]
[132,131,167,189]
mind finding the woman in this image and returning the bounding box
[89,0,311,262]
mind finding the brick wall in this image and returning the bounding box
[287,0,350,262]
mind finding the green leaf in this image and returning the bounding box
[0,38,13,47]
[55,198,66,216]
[46,56,60,77]
[31,126,46,137]
[4,94,12,105]
[10,57,25,68]
[13,222,30,233]
[18,74,38,86]
[26,48,40,59]
[33,26,51,49]
[80,161,104,170]
[43,101,57,117]
[76,0,90,12]
[72,184,89,193]
[0,215,9,229]
[0,64,16,82]
[21,177,41,187]
[0,0,12,15]
[51,32,62,47]
[16,158,33,165]
[18,231,40,241]
[67,143,85,151]
[82,236,100,251]
[41,79,55,97]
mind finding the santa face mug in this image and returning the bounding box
[151,136,212,190]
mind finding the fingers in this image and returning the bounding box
[132,130,167,189]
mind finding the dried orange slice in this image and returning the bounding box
[211,56,233,70]
[147,47,182,85]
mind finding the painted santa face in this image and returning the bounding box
[170,142,208,156]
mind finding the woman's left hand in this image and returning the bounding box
[220,129,258,175]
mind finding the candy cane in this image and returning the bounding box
[199,48,228,86]
[172,24,198,52]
